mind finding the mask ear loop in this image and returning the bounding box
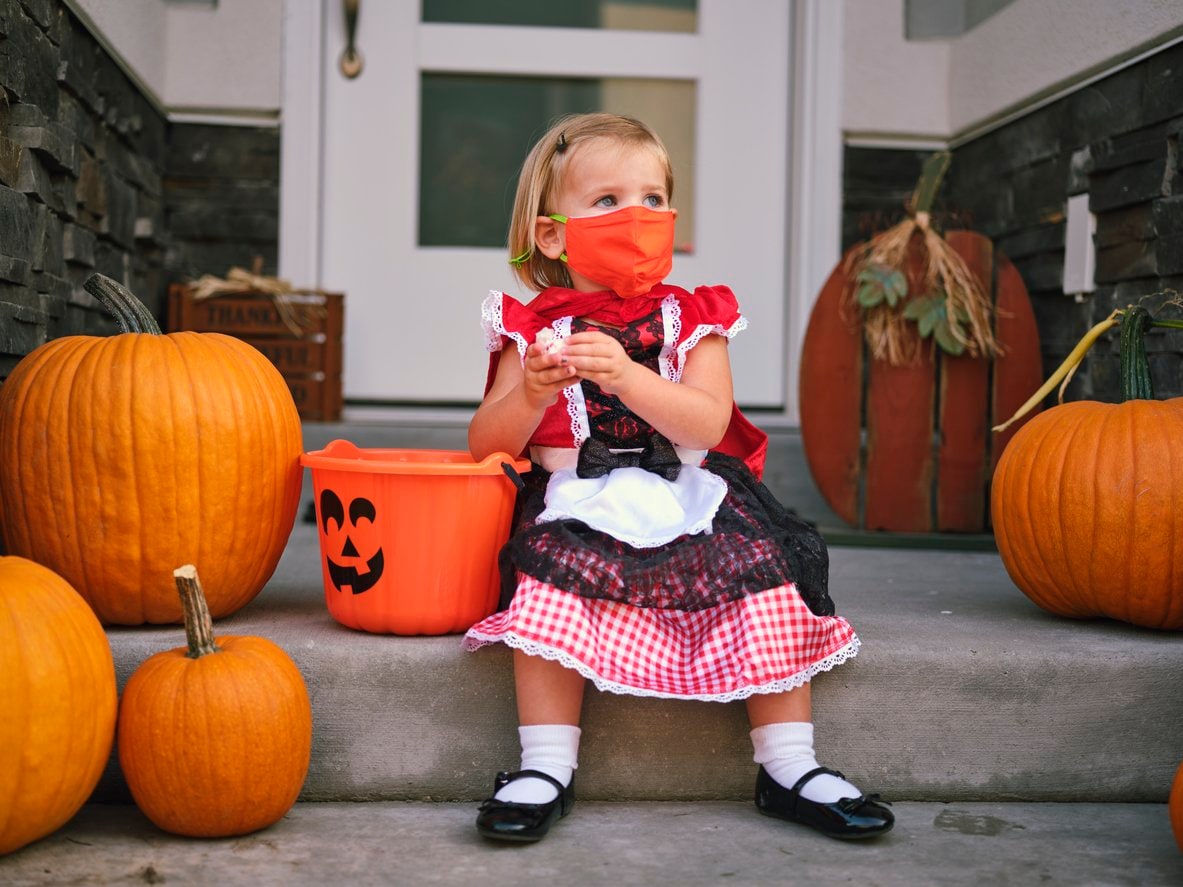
[511,136,567,267]
[509,213,566,267]
[546,215,569,264]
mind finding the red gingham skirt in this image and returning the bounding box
[463,576,859,702]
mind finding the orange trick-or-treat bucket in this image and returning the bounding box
[300,440,530,635]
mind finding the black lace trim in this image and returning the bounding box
[574,315,663,448]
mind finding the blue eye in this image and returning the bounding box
[595,196,616,208]
[643,194,665,208]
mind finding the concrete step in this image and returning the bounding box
[85,416,1183,805]
[95,514,1183,805]
[3,800,1180,886]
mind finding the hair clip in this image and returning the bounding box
[556,132,568,153]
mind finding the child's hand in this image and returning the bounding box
[522,340,577,409]
[560,330,639,396]
[535,327,564,356]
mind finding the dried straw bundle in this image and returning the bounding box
[845,154,1001,366]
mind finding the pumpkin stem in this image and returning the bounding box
[173,565,221,658]
[1119,306,1154,401]
[992,310,1121,433]
[83,273,163,335]
[909,151,952,216]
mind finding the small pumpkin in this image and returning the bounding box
[1171,760,1183,852]
[0,275,302,624]
[118,565,312,837]
[991,307,1183,629]
[0,556,117,856]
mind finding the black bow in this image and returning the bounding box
[576,435,682,482]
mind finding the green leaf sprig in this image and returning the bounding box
[901,292,971,356]
[855,265,972,357]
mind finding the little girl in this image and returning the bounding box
[464,112,892,843]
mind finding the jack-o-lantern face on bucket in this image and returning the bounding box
[319,489,385,594]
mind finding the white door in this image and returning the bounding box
[284,0,795,408]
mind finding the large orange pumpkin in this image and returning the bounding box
[0,556,117,855]
[118,565,312,837]
[0,274,302,624]
[991,308,1183,629]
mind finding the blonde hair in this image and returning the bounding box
[507,113,674,292]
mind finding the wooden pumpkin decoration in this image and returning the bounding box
[118,565,312,838]
[0,275,302,625]
[800,155,1043,533]
[1170,760,1183,852]
[801,234,1042,533]
[991,307,1183,629]
[0,556,117,856]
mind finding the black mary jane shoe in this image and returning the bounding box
[475,769,575,843]
[755,766,893,840]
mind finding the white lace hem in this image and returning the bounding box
[460,632,861,703]
[659,293,680,382]
[481,290,530,362]
[673,316,748,382]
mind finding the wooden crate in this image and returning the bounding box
[168,284,344,421]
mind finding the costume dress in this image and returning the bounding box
[463,283,859,701]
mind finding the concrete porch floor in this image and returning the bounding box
[3,800,1179,886]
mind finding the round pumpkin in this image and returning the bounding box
[0,556,117,855]
[991,308,1183,629]
[118,565,312,837]
[0,275,302,624]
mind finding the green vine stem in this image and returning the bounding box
[994,305,1182,432]
[83,273,162,334]
[173,565,221,659]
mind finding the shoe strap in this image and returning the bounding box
[494,768,567,795]
[786,766,847,815]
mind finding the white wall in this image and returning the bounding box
[75,0,1183,135]
[844,0,1183,142]
[70,0,282,115]
[948,0,1183,135]
[843,0,950,141]
[163,0,283,113]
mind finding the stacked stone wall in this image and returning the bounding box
[842,41,1183,404]
[0,0,279,381]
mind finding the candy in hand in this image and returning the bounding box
[535,327,563,355]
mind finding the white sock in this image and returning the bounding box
[493,724,580,804]
[751,722,862,803]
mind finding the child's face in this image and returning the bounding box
[536,138,673,293]
[552,139,671,221]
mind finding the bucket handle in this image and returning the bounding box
[500,461,526,492]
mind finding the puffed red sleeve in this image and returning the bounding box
[665,286,748,363]
[481,291,549,395]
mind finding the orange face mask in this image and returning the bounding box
[551,206,676,298]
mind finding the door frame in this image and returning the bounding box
[279,0,844,424]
